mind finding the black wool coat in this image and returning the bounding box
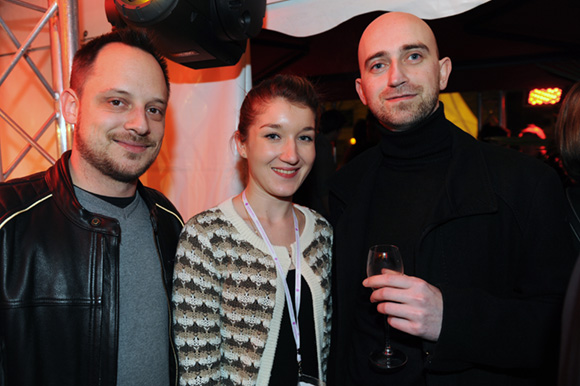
[328,120,576,386]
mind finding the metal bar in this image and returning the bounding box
[56,0,79,85]
[0,107,56,164]
[0,136,3,182]
[0,15,55,96]
[53,0,79,154]
[3,114,56,180]
[0,45,49,59]
[5,0,47,13]
[49,9,67,155]
[0,2,58,87]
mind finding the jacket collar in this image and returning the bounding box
[433,126,497,223]
[44,151,155,231]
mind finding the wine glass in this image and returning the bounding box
[366,244,408,372]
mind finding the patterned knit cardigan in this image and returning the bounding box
[172,198,333,386]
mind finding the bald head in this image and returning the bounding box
[358,12,440,72]
[355,12,451,131]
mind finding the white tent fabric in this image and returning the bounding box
[264,0,490,37]
[140,57,251,219]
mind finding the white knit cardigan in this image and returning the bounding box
[172,198,332,386]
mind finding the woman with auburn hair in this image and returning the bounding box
[172,74,332,386]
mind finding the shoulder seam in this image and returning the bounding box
[0,194,53,231]
[155,203,184,227]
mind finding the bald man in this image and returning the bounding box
[328,12,576,385]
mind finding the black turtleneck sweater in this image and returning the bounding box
[347,106,452,386]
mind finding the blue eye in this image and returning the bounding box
[371,62,385,70]
[408,53,422,61]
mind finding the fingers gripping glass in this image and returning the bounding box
[366,244,408,372]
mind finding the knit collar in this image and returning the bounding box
[378,103,452,167]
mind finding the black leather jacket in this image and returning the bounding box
[0,151,184,386]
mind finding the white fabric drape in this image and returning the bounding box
[264,0,490,37]
[141,57,251,219]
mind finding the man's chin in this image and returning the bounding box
[100,158,155,183]
[380,115,420,132]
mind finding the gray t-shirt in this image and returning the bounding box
[75,188,169,386]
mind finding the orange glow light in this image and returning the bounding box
[528,88,562,106]
[350,137,357,145]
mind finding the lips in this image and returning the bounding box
[113,135,154,153]
[385,93,415,101]
[272,167,299,178]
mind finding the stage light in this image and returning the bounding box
[528,88,563,106]
[105,0,266,69]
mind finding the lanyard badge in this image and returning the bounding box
[242,192,309,378]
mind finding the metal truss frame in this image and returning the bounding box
[0,0,78,181]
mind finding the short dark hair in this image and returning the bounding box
[69,28,169,97]
[555,82,580,181]
[237,74,320,142]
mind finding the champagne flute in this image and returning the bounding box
[366,244,408,372]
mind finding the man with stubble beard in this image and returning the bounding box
[328,12,576,386]
[0,29,183,386]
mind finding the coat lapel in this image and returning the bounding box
[424,126,498,233]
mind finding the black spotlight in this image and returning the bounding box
[105,0,266,69]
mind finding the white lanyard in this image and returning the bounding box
[242,191,303,367]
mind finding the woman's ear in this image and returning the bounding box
[61,88,80,125]
[235,131,247,159]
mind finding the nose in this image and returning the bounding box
[280,139,299,164]
[124,107,150,135]
[387,61,407,88]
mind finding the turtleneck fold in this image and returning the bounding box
[378,104,452,168]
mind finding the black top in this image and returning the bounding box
[74,185,136,208]
[269,271,318,385]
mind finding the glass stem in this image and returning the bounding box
[384,315,393,356]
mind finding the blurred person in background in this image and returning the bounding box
[554,81,580,386]
[295,108,345,218]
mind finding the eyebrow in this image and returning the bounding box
[259,124,316,132]
[364,51,389,70]
[101,88,168,106]
[401,43,430,54]
[260,123,282,130]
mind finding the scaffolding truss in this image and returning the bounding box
[0,0,78,181]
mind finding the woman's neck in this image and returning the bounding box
[242,186,295,223]
[233,187,304,248]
